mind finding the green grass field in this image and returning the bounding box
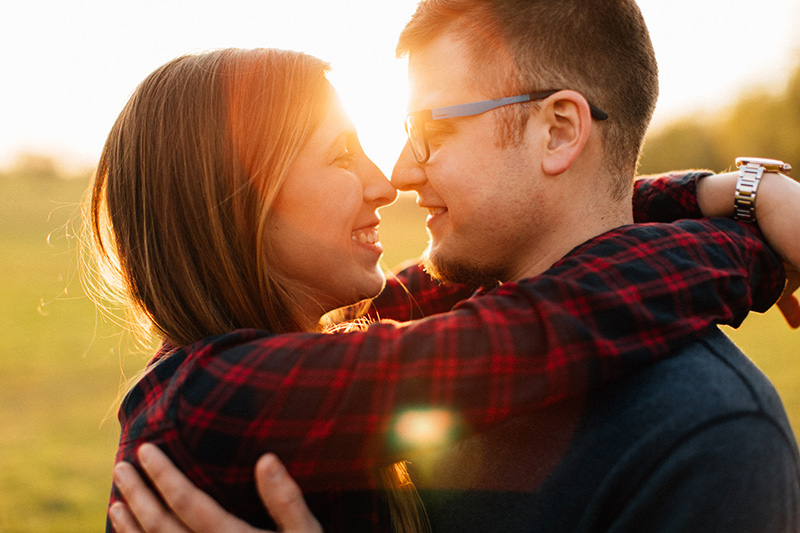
[0,174,798,532]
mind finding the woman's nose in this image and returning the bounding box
[361,156,397,207]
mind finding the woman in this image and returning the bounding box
[85,48,786,532]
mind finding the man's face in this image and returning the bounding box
[391,33,550,287]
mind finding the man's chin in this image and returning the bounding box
[421,248,502,290]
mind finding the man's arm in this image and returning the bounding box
[110,445,321,533]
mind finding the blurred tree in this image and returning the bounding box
[718,89,791,165]
[639,55,800,175]
[638,118,725,173]
[778,62,800,164]
[8,152,61,180]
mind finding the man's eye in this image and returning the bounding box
[425,130,447,147]
[425,123,453,145]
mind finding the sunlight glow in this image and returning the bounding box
[327,66,410,176]
[0,0,797,172]
[392,408,458,450]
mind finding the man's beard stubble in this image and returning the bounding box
[420,246,503,291]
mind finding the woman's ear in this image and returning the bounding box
[538,90,592,176]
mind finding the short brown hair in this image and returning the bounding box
[397,0,658,198]
[84,49,333,346]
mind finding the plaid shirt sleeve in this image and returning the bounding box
[632,171,712,222]
[114,217,784,505]
[370,170,715,323]
[364,263,473,321]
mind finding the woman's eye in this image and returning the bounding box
[333,134,362,168]
[335,148,355,168]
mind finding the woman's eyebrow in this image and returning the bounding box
[323,132,349,159]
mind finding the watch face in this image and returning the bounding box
[735,156,792,173]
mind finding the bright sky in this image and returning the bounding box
[1,0,798,175]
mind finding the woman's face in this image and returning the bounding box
[270,95,397,320]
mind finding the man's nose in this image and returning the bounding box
[390,141,427,192]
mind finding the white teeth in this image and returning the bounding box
[427,207,446,216]
[352,228,379,245]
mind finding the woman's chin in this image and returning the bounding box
[354,270,387,302]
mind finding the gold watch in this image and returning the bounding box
[734,157,792,223]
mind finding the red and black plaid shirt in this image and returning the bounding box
[108,172,785,530]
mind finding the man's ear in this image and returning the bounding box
[538,90,592,176]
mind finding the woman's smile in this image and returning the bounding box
[351,224,383,252]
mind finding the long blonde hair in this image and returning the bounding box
[84,49,332,346]
[83,48,427,531]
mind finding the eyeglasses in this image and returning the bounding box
[404,89,609,164]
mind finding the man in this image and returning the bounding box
[110,0,800,530]
[386,2,800,525]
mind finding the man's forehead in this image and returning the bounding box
[405,33,508,112]
[408,33,517,111]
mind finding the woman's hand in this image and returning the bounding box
[777,264,800,328]
[698,170,800,328]
[109,443,322,533]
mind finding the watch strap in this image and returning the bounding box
[734,162,765,223]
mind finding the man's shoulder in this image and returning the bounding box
[623,327,790,430]
[538,328,800,531]
[585,327,800,500]
[590,326,797,461]
[416,328,800,532]
[571,327,800,531]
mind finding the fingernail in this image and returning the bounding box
[137,443,155,467]
[263,454,283,481]
[113,463,128,485]
[109,502,123,525]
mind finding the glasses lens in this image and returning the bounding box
[405,115,427,163]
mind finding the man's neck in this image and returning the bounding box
[509,191,633,282]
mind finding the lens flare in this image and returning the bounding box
[391,408,457,450]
